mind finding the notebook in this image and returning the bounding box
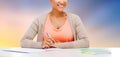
[80,48,111,55]
[2,48,61,53]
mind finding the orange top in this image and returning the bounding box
[43,15,73,43]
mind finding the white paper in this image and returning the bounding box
[45,48,62,51]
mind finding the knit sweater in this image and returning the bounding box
[20,12,89,49]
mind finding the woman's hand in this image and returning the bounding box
[42,38,58,49]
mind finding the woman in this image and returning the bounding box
[20,0,89,49]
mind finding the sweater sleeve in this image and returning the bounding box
[58,14,89,48]
[20,18,42,49]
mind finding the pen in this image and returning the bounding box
[46,32,55,44]
[46,32,51,38]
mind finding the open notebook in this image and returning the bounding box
[2,48,62,53]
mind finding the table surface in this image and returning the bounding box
[0,48,120,57]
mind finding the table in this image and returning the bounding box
[0,48,120,57]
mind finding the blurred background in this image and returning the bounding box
[0,0,120,47]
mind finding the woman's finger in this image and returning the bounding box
[45,40,52,46]
[46,39,54,45]
[42,44,49,49]
[47,38,56,44]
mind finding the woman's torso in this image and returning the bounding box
[43,15,73,43]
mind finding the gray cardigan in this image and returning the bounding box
[20,12,89,49]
